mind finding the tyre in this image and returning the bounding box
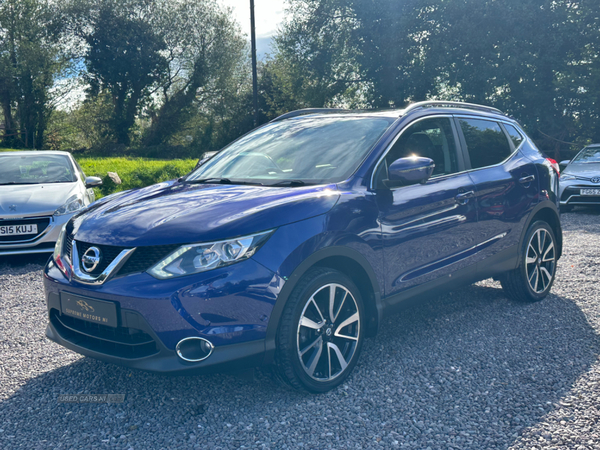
[275,268,365,393]
[500,220,557,302]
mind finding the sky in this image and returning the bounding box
[220,0,286,58]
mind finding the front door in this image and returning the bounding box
[373,116,479,298]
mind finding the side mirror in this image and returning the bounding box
[195,151,218,169]
[85,176,103,188]
[386,157,435,188]
[195,157,210,170]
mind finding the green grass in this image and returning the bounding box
[0,148,20,152]
[76,157,197,199]
[0,150,197,198]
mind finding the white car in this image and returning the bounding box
[559,144,600,212]
[0,151,102,256]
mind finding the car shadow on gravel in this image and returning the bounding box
[1,281,598,449]
[0,253,50,269]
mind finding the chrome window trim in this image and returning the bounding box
[71,240,136,285]
[370,114,461,189]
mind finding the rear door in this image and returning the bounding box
[455,116,539,271]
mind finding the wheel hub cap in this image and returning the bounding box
[525,228,556,294]
[297,283,360,382]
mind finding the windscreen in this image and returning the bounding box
[0,154,77,185]
[187,116,394,185]
[572,147,600,164]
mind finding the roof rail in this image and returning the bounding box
[402,101,503,116]
[270,108,349,122]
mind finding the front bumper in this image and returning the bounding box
[45,311,265,375]
[559,182,600,206]
[0,213,71,256]
[43,256,282,373]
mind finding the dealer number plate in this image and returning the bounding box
[581,188,600,196]
[60,293,118,328]
[0,224,38,236]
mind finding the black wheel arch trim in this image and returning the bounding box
[263,246,382,365]
[518,200,563,263]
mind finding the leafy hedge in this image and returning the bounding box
[76,157,197,199]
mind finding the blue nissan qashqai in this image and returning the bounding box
[44,101,563,393]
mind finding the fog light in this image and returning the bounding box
[176,337,214,362]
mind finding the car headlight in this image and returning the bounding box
[53,224,69,276]
[54,194,84,216]
[560,174,576,181]
[147,230,274,279]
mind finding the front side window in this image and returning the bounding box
[0,154,77,185]
[187,116,395,185]
[74,160,87,183]
[459,119,512,169]
[375,117,459,187]
[572,146,600,164]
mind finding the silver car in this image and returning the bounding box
[0,151,102,256]
[559,144,600,212]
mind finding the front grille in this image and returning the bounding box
[0,217,51,242]
[50,310,159,359]
[118,244,180,276]
[66,226,180,277]
[561,187,600,204]
[75,241,128,275]
[571,196,600,204]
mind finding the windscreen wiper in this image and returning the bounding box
[0,181,38,185]
[185,178,263,186]
[186,178,232,184]
[268,180,309,187]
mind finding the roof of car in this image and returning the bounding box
[0,150,73,156]
[272,102,511,123]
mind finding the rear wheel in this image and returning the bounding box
[275,268,364,393]
[500,221,557,302]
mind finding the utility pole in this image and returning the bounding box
[250,0,258,127]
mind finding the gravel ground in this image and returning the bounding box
[1,209,599,450]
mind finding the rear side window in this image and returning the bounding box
[459,119,512,169]
[504,124,524,148]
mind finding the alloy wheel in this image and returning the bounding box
[525,228,556,294]
[296,283,360,381]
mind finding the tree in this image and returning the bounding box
[141,0,246,147]
[69,0,167,146]
[0,0,64,148]
[276,0,597,157]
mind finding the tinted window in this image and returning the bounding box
[504,124,524,148]
[187,116,394,185]
[377,117,459,186]
[460,119,512,169]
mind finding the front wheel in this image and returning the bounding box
[275,268,365,393]
[500,220,557,302]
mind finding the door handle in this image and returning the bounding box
[519,174,535,184]
[455,190,475,205]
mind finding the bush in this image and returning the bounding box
[76,156,197,199]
